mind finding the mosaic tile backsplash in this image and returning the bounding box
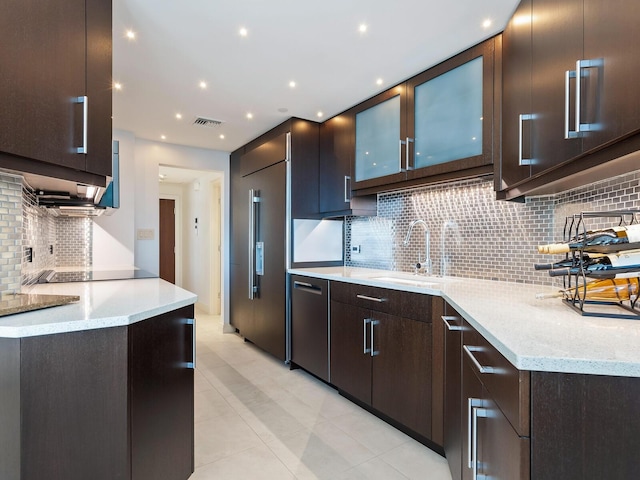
[346,169,640,286]
[0,174,93,290]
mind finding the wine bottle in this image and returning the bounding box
[536,277,640,301]
[534,253,596,270]
[545,250,640,279]
[537,224,640,254]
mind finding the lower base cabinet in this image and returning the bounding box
[330,281,433,441]
[0,305,195,480]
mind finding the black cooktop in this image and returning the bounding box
[38,269,157,283]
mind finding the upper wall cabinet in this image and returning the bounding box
[499,0,640,200]
[351,36,499,195]
[0,0,112,186]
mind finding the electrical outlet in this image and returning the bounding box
[351,245,361,254]
[25,247,33,262]
[49,245,54,255]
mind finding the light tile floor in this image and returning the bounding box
[191,309,453,480]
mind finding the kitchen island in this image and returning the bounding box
[289,266,640,480]
[0,278,197,480]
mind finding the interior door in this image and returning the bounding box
[159,198,176,283]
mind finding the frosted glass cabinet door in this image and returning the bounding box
[414,57,483,168]
[355,95,401,182]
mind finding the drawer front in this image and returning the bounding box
[330,280,432,322]
[463,321,530,436]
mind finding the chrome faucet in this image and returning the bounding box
[403,219,432,275]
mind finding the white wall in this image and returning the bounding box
[92,130,136,267]
[104,130,231,325]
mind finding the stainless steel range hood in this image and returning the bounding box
[36,141,120,217]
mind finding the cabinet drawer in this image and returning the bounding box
[463,321,530,436]
[330,281,432,322]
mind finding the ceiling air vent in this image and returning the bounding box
[193,116,224,128]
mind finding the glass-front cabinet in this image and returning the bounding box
[351,36,498,194]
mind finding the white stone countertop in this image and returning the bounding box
[0,278,197,338]
[289,266,640,378]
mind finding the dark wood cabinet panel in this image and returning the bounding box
[531,371,640,480]
[0,339,20,479]
[0,0,112,182]
[372,311,432,438]
[442,309,463,480]
[290,276,329,382]
[582,0,640,151]
[130,305,195,480]
[21,328,129,480]
[530,0,584,176]
[500,0,533,189]
[330,300,372,404]
[319,113,377,217]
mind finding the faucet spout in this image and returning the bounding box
[403,219,432,275]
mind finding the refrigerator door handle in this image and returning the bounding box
[248,189,260,299]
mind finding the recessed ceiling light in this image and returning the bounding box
[219,134,225,139]
[316,111,324,118]
[161,135,166,140]
[113,82,122,91]
[376,78,383,86]
[175,113,182,120]
[125,29,136,40]
[199,81,207,89]
[246,112,253,119]
[289,81,296,88]
[239,27,248,37]
[277,107,289,113]
[482,19,492,28]
[359,24,368,33]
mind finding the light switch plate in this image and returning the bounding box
[137,229,155,240]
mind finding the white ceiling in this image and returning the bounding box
[112,0,519,154]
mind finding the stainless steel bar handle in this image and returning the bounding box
[405,137,414,171]
[248,189,258,299]
[398,139,406,172]
[576,59,603,133]
[472,403,489,480]
[463,345,497,374]
[467,398,480,468]
[441,315,464,331]
[564,70,578,139]
[518,114,534,166]
[186,318,196,369]
[363,318,371,354]
[293,281,322,295]
[75,95,88,154]
[370,319,380,356]
[356,294,387,303]
[344,176,351,203]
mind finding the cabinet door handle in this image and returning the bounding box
[363,318,371,354]
[468,398,489,480]
[344,176,351,203]
[293,281,322,295]
[75,95,88,154]
[370,319,380,356]
[248,190,260,299]
[463,345,497,374]
[398,139,406,172]
[356,294,387,303]
[441,315,464,331]
[405,137,414,171]
[186,318,196,369]
[576,58,603,134]
[564,70,579,139]
[518,114,534,166]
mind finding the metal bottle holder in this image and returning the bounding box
[560,211,640,319]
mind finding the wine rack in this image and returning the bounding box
[560,210,640,319]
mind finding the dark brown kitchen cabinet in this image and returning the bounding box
[318,112,377,217]
[460,319,530,480]
[350,36,499,196]
[0,305,195,480]
[330,281,433,441]
[290,275,329,382]
[499,0,640,200]
[441,305,464,480]
[0,0,112,186]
